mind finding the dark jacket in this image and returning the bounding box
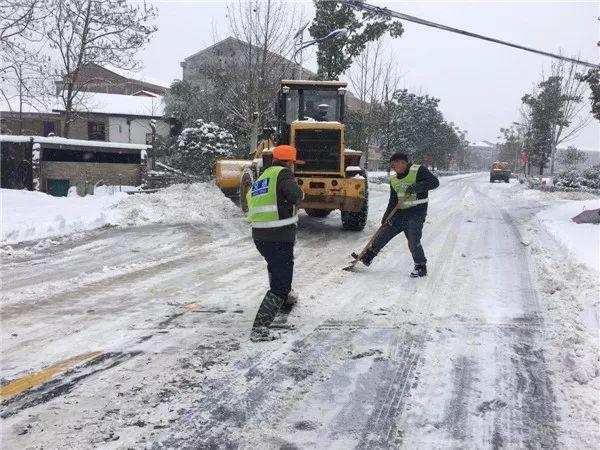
[383,164,439,225]
[252,161,304,243]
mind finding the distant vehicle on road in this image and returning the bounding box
[490,161,511,183]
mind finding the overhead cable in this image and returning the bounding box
[341,0,600,69]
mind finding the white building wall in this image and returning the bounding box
[130,119,169,145]
[108,117,130,143]
[108,116,169,145]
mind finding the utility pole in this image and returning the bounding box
[149,119,157,171]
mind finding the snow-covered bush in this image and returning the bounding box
[555,164,600,190]
[170,119,236,180]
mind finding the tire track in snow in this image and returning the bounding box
[355,187,469,448]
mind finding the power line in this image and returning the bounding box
[341,0,600,70]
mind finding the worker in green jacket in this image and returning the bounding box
[247,145,304,334]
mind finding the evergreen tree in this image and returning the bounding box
[164,80,211,129]
[386,89,463,169]
[578,68,600,121]
[171,120,236,180]
[309,0,403,80]
[522,77,565,175]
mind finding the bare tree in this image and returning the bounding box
[548,60,590,174]
[347,39,402,169]
[379,52,403,168]
[0,48,51,133]
[0,0,39,49]
[44,0,157,137]
[219,0,297,136]
[558,146,587,169]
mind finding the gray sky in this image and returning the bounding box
[140,0,599,149]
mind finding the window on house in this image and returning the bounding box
[43,120,56,136]
[87,121,106,141]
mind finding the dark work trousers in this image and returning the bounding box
[371,215,427,265]
[254,241,294,299]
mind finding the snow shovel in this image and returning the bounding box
[342,197,405,271]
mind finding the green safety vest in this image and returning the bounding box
[390,164,429,209]
[247,166,298,228]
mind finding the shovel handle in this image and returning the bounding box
[354,197,405,261]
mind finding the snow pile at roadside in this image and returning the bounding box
[94,185,141,196]
[1,189,127,245]
[537,198,600,272]
[523,213,600,447]
[1,183,244,246]
[116,182,243,227]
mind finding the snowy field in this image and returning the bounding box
[1,173,598,448]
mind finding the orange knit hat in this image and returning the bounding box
[272,145,305,164]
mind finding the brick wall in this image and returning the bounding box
[182,38,309,89]
[40,161,141,195]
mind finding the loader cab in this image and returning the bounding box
[276,80,347,146]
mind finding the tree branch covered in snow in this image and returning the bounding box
[170,119,236,180]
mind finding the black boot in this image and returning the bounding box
[284,289,298,308]
[410,264,427,278]
[252,291,285,329]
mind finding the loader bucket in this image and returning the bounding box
[215,159,253,196]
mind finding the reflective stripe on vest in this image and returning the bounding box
[246,166,299,228]
[390,164,428,209]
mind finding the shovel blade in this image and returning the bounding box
[342,261,359,271]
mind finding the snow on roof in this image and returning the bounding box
[0,134,150,150]
[291,119,342,125]
[0,96,61,114]
[0,134,32,143]
[53,92,165,117]
[2,92,165,117]
[469,140,496,148]
[132,90,159,97]
[104,65,172,89]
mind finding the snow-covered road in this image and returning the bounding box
[2,174,598,448]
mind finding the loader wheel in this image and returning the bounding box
[341,181,368,231]
[239,170,255,213]
[305,208,331,218]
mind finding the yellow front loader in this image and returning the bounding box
[216,80,368,231]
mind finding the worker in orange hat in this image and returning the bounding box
[247,145,305,336]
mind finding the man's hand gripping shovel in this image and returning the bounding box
[342,197,405,271]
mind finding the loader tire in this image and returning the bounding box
[305,208,331,218]
[341,181,368,231]
[239,169,255,213]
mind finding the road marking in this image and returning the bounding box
[0,351,102,400]
[178,303,204,313]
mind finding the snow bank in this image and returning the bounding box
[537,199,600,272]
[1,189,126,245]
[116,183,243,227]
[94,185,141,196]
[1,182,244,246]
